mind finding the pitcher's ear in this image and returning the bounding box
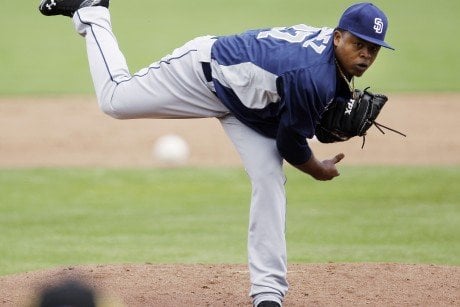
[333,29,343,47]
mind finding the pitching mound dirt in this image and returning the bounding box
[1,263,459,306]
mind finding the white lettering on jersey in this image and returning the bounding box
[257,25,333,54]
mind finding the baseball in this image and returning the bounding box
[152,134,190,165]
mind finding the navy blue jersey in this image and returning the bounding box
[210,25,341,165]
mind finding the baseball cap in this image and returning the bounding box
[338,2,394,50]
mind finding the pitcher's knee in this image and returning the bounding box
[94,84,134,119]
[97,95,136,119]
[98,100,122,119]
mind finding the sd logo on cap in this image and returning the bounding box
[338,2,394,50]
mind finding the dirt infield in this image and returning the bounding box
[1,94,460,167]
[1,94,459,306]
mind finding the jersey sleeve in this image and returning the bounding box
[275,66,335,165]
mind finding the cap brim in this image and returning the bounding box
[349,30,395,50]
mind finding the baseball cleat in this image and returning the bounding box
[38,0,109,17]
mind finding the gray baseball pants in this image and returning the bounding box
[74,7,288,306]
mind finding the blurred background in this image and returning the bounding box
[0,0,459,95]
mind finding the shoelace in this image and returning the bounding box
[361,121,407,149]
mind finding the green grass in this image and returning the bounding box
[1,166,459,276]
[1,0,459,94]
[0,168,250,275]
[286,167,460,264]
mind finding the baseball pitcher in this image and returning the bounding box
[38,1,395,306]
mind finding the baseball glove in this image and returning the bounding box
[315,88,405,147]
